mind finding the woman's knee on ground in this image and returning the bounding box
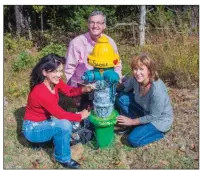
[127,130,164,147]
[127,133,143,147]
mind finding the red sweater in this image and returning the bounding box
[24,79,83,122]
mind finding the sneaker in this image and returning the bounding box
[60,159,80,169]
[115,126,131,135]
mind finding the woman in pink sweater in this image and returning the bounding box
[23,53,93,169]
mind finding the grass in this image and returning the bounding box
[3,34,199,169]
[117,34,199,88]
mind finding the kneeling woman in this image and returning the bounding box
[116,53,173,147]
[22,53,93,169]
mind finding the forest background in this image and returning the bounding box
[4,5,199,169]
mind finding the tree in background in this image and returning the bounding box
[33,6,45,36]
[14,5,25,36]
[4,5,199,46]
[14,5,32,39]
[139,5,146,47]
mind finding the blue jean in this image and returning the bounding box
[116,92,164,147]
[22,117,72,163]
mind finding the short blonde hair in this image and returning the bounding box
[130,53,159,81]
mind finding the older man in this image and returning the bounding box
[65,11,122,109]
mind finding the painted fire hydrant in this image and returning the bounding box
[81,36,120,148]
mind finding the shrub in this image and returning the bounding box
[147,35,198,88]
[4,33,33,56]
[118,34,198,88]
[12,51,34,72]
[37,42,66,60]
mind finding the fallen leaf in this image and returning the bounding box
[36,159,40,164]
[108,164,113,168]
[190,143,196,151]
[112,160,120,165]
[116,162,121,166]
[159,160,169,166]
[31,160,39,169]
[194,155,199,160]
[42,165,48,168]
[179,145,186,152]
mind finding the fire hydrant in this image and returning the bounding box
[82,35,120,148]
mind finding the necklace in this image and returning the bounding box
[140,81,151,95]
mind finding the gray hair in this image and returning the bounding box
[88,11,106,24]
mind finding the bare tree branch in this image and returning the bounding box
[107,22,138,30]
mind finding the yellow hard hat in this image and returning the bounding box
[88,35,120,68]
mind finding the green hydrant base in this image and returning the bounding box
[89,110,119,148]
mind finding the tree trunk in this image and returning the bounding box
[14,5,26,36]
[21,6,32,40]
[41,12,44,35]
[14,5,21,36]
[139,5,146,47]
[25,15,32,40]
[189,6,199,35]
[8,21,12,32]
[20,6,26,35]
[132,24,136,45]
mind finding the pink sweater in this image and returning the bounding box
[65,32,122,87]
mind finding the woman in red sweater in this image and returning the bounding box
[22,53,93,169]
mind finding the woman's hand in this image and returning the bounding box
[117,115,133,126]
[80,109,90,120]
[82,84,95,93]
[117,115,140,126]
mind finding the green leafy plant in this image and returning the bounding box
[12,51,34,72]
[38,42,66,59]
[4,33,33,56]
[147,6,175,29]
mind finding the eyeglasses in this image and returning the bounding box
[89,21,105,26]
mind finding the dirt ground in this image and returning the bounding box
[4,87,199,169]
